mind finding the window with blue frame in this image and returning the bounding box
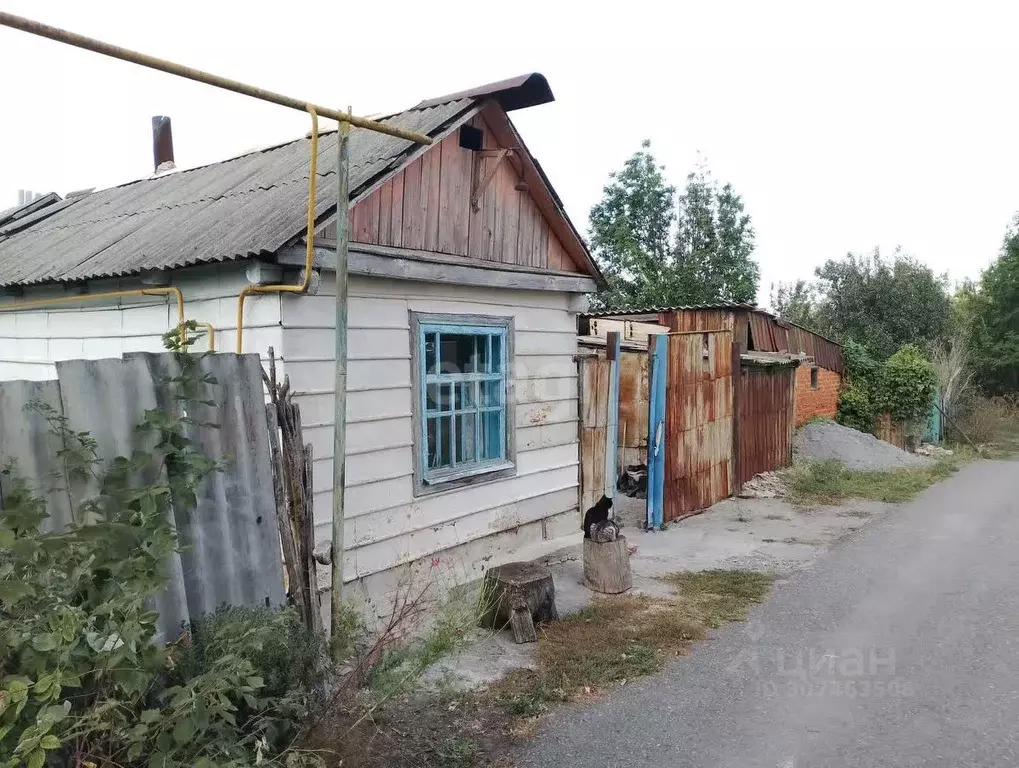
[417,319,510,485]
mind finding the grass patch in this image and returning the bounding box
[490,570,773,716]
[786,458,958,506]
[439,737,478,768]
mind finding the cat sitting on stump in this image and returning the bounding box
[583,494,621,543]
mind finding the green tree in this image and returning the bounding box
[769,279,818,326]
[969,217,1019,394]
[674,164,759,303]
[811,248,952,360]
[588,145,759,308]
[588,141,677,309]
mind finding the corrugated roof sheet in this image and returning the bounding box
[584,301,759,317]
[0,99,471,287]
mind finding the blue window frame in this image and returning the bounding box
[418,322,509,484]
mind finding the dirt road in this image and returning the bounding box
[514,458,1019,767]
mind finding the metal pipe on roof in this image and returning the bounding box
[0,11,433,146]
[152,116,175,173]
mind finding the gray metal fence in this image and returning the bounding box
[0,352,285,642]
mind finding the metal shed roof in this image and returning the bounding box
[0,99,473,287]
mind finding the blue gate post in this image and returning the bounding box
[646,333,668,530]
[603,331,622,501]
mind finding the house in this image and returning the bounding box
[0,73,601,616]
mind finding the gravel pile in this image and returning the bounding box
[738,471,786,499]
[793,421,931,471]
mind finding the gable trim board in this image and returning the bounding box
[276,243,598,294]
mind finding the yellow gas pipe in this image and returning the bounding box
[236,108,321,353]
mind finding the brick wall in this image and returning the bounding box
[794,364,842,425]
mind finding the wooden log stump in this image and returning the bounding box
[484,561,559,643]
[583,535,633,594]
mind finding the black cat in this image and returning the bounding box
[582,494,613,539]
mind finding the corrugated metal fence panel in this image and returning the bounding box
[579,352,611,514]
[788,325,845,373]
[618,350,649,467]
[664,331,734,521]
[739,365,796,485]
[0,352,284,642]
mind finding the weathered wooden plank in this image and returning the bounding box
[437,134,470,255]
[422,142,441,251]
[498,163,521,264]
[401,156,424,249]
[517,194,537,266]
[390,170,405,248]
[352,187,381,244]
[377,178,394,247]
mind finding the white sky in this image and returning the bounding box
[2,0,1016,302]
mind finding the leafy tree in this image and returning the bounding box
[589,145,759,308]
[674,164,759,304]
[968,217,1019,394]
[876,344,938,423]
[811,248,952,360]
[769,280,818,326]
[589,141,677,309]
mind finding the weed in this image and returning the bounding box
[440,737,478,768]
[786,458,958,506]
[662,570,775,627]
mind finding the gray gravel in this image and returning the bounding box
[793,420,930,471]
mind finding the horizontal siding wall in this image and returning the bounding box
[0,263,284,382]
[281,273,582,587]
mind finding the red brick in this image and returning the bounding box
[794,364,842,425]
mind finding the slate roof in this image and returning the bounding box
[0,100,471,286]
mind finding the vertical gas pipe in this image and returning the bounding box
[330,117,352,653]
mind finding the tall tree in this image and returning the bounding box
[588,145,759,309]
[674,165,759,303]
[969,217,1019,393]
[811,248,951,360]
[769,279,818,326]
[588,141,677,308]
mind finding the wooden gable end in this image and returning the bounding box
[344,109,588,275]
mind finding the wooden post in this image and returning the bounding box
[731,337,742,497]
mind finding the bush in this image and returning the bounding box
[876,344,937,423]
[954,394,1019,446]
[0,338,320,768]
[836,383,875,433]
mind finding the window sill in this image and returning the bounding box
[424,460,515,487]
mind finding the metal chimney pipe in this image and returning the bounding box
[151,115,175,173]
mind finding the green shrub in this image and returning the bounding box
[876,344,937,423]
[0,336,319,768]
[836,383,875,433]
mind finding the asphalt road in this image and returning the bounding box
[515,459,1019,768]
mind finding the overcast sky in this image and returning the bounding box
[2,0,1016,303]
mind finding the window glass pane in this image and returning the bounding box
[428,416,451,469]
[456,413,476,464]
[439,334,477,374]
[490,334,502,373]
[455,381,476,410]
[480,409,502,460]
[426,383,440,413]
[424,333,438,375]
[481,379,502,407]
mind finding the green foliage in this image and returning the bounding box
[769,280,818,326]
[589,143,758,309]
[876,344,938,423]
[674,164,758,304]
[968,217,1019,394]
[0,344,318,768]
[836,383,875,433]
[811,248,952,361]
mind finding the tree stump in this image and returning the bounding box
[484,561,559,643]
[583,535,633,594]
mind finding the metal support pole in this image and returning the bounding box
[330,118,351,653]
[0,11,432,146]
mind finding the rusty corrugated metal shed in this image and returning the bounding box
[0,100,471,287]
